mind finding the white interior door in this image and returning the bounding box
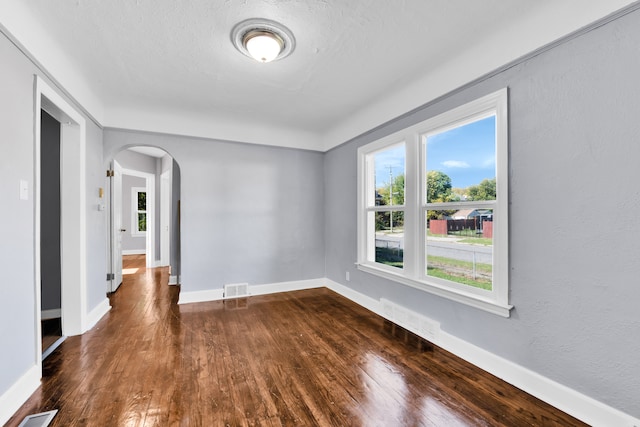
[110,160,123,292]
[160,169,171,267]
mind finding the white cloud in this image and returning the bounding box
[482,157,495,168]
[442,160,470,168]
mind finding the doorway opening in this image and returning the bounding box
[34,76,88,373]
[40,109,63,358]
[108,147,181,294]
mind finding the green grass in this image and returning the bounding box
[427,267,492,290]
[373,248,493,290]
[427,255,492,273]
[375,247,403,269]
[427,255,492,290]
[457,237,492,246]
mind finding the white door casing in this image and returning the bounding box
[110,160,123,292]
[34,76,87,374]
[160,169,172,267]
[119,167,155,268]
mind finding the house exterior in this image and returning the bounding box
[1,3,639,426]
[451,208,493,221]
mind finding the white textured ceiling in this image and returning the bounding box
[0,1,636,150]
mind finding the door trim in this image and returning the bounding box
[34,76,87,373]
[120,167,156,268]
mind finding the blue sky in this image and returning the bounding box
[374,115,496,189]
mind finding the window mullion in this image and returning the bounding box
[402,132,419,279]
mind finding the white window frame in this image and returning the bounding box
[131,186,147,236]
[357,88,512,317]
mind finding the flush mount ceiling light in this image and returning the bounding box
[231,18,295,63]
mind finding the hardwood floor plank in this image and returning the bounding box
[6,255,587,426]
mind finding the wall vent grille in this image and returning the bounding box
[224,283,249,299]
[380,298,441,343]
[18,410,58,427]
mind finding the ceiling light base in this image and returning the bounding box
[231,18,295,63]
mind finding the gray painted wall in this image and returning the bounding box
[121,174,146,252]
[0,29,41,396]
[0,30,106,402]
[2,3,639,422]
[40,110,61,312]
[324,8,640,418]
[115,149,156,174]
[104,131,326,292]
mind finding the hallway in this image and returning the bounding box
[7,256,585,426]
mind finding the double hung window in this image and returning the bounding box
[357,89,511,316]
[132,187,147,235]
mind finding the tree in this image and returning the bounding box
[377,174,405,205]
[376,174,405,230]
[467,178,496,201]
[451,187,466,201]
[426,170,452,203]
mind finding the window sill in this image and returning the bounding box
[356,263,513,317]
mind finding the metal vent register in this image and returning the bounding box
[17,410,58,427]
[224,282,249,298]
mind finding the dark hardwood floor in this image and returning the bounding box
[7,255,586,426]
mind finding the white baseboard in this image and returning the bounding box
[323,279,639,427]
[325,279,382,315]
[178,278,324,304]
[85,298,111,331]
[438,332,640,427]
[122,249,145,255]
[169,275,179,285]
[250,278,323,296]
[0,364,40,426]
[41,308,61,320]
[178,288,224,304]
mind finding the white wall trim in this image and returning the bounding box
[178,288,224,305]
[35,76,88,365]
[0,364,40,426]
[122,249,146,255]
[41,308,61,320]
[85,298,111,331]
[324,279,383,316]
[169,275,179,286]
[250,279,324,297]
[324,279,640,427]
[438,332,640,427]
[178,278,324,305]
[120,168,155,268]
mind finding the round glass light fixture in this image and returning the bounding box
[231,19,295,63]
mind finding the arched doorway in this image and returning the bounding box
[107,146,181,293]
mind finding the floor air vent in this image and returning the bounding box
[18,410,58,427]
[224,282,249,299]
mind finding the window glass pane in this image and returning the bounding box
[375,211,404,269]
[371,144,405,206]
[138,191,146,210]
[425,115,496,203]
[138,213,147,232]
[426,210,493,290]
